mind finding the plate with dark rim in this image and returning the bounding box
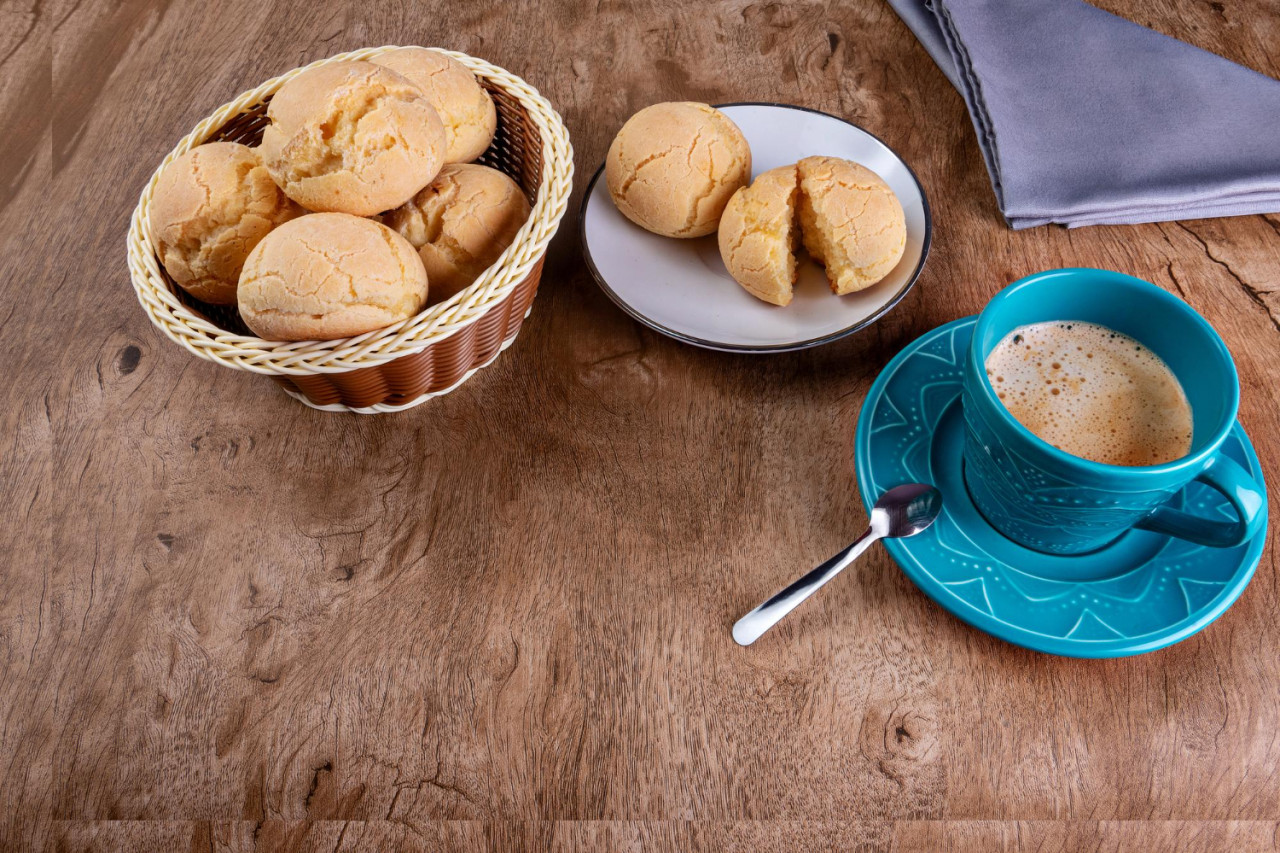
[579,102,932,353]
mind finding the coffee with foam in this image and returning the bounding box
[985,321,1192,467]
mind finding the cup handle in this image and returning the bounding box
[1135,454,1266,548]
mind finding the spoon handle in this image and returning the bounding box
[732,527,881,646]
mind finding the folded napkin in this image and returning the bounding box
[889,0,1280,228]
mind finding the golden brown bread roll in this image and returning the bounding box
[383,163,530,305]
[797,156,906,294]
[237,213,428,341]
[370,48,497,164]
[717,165,801,306]
[257,61,447,216]
[605,102,751,238]
[148,142,302,305]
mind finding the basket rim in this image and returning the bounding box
[127,45,573,376]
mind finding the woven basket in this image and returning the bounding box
[128,46,573,413]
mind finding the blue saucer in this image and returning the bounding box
[854,317,1268,657]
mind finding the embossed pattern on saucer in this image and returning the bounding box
[854,317,1268,657]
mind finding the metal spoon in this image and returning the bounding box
[732,483,943,646]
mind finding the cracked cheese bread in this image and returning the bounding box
[237,213,428,341]
[371,48,497,165]
[797,156,906,295]
[257,61,447,217]
[717,165,800,306]
[383,164,530,306]
[148,142,303,305]
[605,102,751,238]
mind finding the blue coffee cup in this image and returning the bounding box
[962,268,1266,556]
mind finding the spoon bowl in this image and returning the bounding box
[877,482,945,538]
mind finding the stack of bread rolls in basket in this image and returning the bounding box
[148,48,530,341]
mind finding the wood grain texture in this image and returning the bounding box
[2,0,1278,850]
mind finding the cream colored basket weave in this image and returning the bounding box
[128,46,573,413]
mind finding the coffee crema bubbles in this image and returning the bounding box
[984,321,1192,467]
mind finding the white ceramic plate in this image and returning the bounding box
[580,103,932,352]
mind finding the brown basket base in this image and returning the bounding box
[271,260,542,411]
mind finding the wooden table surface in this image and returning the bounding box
[4,1,1279,850]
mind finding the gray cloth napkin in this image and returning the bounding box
[888,0,1280,228]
